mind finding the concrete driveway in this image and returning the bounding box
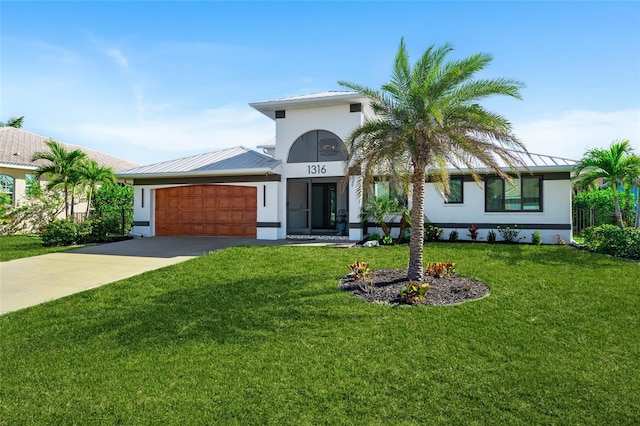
[0,236,290,315]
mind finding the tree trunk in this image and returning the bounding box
[63,180,69,219]
[407,167,425,281]
[85,188,93,221]
[612,186,625,228]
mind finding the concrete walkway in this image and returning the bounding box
[0,236,295,315]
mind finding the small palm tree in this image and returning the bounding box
[341,39,526,281]
[80,159,116,220]
[574,140,638,228]
[0,116,24,128]
[32,139,87,218]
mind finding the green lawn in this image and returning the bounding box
[1,244,638,424]
[0,235,75,261]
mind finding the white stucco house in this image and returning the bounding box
[118,91,576,244]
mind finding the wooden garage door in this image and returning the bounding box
[155,185,257,237]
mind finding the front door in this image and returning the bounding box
[287,179,340,235]
[311,183,337,231]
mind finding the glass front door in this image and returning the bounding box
[287,179,341,235]
[311,183,337,231]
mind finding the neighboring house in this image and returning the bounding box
[119,91,576,244]
[0,127,139,217]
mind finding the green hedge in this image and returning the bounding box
[41,219,131,247]
[581,225,640,260]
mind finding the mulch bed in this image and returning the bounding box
[339,268,490,306]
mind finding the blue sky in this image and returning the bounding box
[2,1,639,166]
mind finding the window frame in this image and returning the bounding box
[287,130,347,163]
[484,175,543,212]
[445,176,464,204]
[0,174,15,205]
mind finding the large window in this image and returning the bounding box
[288,130,347,163]
[0,175,15,205]
[485,176,542,212]
[445,177,464,204]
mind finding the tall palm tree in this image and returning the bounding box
[0,116,24,128]
[80,159,116,220]
[574,140,638,228]
[340,39,526,281]
[32,139,87,219]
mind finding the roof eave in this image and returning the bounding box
[449,165,575,175]
[0,162,38,171]
[249,93,368,119]
[117,166,281,180]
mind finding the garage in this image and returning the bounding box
[155,184,257,237]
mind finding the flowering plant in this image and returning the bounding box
[496,225,526,243]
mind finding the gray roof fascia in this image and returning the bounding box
[0,162,38,171]
[249,92,368,119]
[116,167,281,180]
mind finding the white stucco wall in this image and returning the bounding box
[423,178,573,244]
[273,103,365,238]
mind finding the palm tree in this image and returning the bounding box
[80,159,116,220]
[574,140,638,228]
[32,139,87,219]
[340,39,526,281]
[0,116,24,128]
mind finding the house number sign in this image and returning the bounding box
[307,165,327,175]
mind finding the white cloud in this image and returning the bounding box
[106,47,129,70]
[69,105,274,163]
[513,109,640,160]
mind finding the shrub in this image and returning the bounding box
[424,224,444,242]
[425,262,456,278]
[497,225,525,243]
[553,234,566,245]
[467,224,479,241]
[41,220,79,247]
[399,281,429,304]
[487,230,497,244]
[581,225,640,259]
[448,230,459,242]
[531,231,542,245]
[381,235,394,246]
[347,260,374,291]
[368,233,381,242]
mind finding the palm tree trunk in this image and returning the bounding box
[612,186,625,228]
[63,180,69,219]
[408,167,425,281]
[85,189,92,221]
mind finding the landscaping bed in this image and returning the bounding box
[339,268,490,305]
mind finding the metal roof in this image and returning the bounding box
[0,127,139,172]
[117,146,281,178]
[447,150,576,173]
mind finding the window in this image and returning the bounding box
[446,177,463,204]
[0,175,15,205]
[287,130,347,163]
[373,181,407,205]
[485,176,542,212]
[25,174,41,198]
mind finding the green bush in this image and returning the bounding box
[448,230,459,242]
[487,230,497,244]
[531,231,542,245]
[497,225,525,243]
[424,224,444,242]
[582,225,640,260]
[41,220,79,247]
